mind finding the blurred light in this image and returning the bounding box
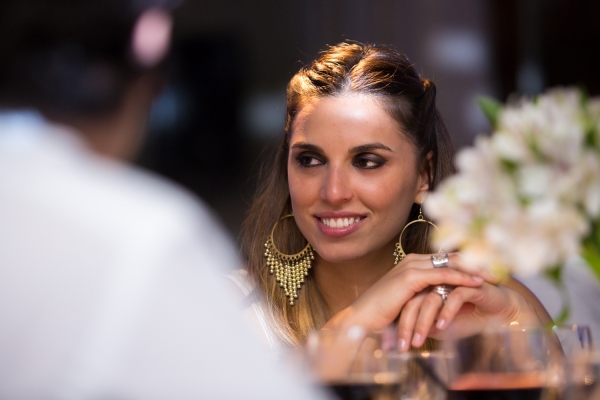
[428,31,488,72]
[148,86,181,134]
[374,373,390,384]
[347,325,365,340]
[517,60,544,95]
[465,90,494,134]
[132,8,173,68]
[241,91,286,139]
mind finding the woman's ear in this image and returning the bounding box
[414,151,434,203]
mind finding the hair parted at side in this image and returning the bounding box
[241,41,455,345]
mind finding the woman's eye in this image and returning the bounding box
[296,153,324,167]
[353,154,386,169]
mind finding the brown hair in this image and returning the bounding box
[241,42,454,345]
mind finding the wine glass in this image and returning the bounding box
[441,327,562,400]
[553,324,598,399]
[552,324,593,358]
[397,350,450,400]
[305,327,452,400]
[564,351,600,400]
[305,326,405,400]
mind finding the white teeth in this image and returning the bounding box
[320,217,362,228]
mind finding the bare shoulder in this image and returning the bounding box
[503,276,553,326]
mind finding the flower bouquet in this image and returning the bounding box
[425,87,600,323]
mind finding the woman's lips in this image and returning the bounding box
[316,215,366,237]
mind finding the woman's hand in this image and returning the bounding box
[321,253,485,339]
[323,252,545,353]
[396,253,544,351]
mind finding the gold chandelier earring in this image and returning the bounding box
[264,214,314,306]
[393,205,440,264]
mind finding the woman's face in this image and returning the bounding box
[287,94,430,264]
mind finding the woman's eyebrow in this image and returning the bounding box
[290,142,324,152]
[349,143,393,153]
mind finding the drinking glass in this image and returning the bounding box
[305,327,454,400]
[441,327,562,400]
[552,324,593,358]
[396,350,449,400]
[564,351,600,400]
[305,326,404,400]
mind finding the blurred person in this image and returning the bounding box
[237,42,553,350]
[0,1,322,398]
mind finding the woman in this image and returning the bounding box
[234,41,551,352]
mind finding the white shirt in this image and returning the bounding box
[226,269,290,352]
[0,111,322,399]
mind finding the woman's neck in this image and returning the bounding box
[313,240,396,316]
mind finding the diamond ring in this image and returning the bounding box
[432,284,452,304]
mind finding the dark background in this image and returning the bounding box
[136,0,600,241]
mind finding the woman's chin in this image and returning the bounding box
[314,249,372,265]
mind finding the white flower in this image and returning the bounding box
[517,165,553,198]
[427,87,598,278]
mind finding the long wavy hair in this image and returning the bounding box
[241,42,455,345]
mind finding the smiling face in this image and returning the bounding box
[287,94,430,265]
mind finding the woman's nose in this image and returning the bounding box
[320,166,353,204]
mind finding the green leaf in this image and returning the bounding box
[543,265,570,327]
[500,159,518,173]
[581,238,600,284]
[478,97,503,129]
[550,300,570,328]
[544,264,563,284]
[578,85,590,105]
[581,221,600,283]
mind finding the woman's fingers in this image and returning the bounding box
[439,283,516,327]
[410,290,444,348]
[438,286,484,330]
[396,269,482,351]
[446,253,501,284]
[433,283,535,339]
[328,259,484,336]
[393,253,485,348]
[396,266,483,297]
[397,292,426,352]
[400,284,503,350]
[400,252,501,285]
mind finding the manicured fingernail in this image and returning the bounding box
[473,276,484,283]
[398,338,408,352]
[436,319,446,330]
[412,333,422,347]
